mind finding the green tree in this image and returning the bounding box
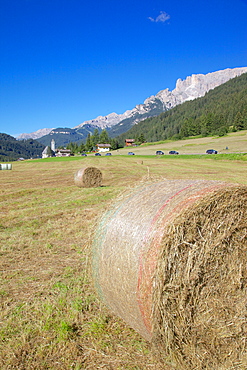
[180,118,199,138]
[85,134,93,152]
[91,129,100,146]
[99,129,109,144]
[67,142,79,154]
[138,133,145,143]
[233,112,245,131]
[78,142,86,153]
[109,138,120,150]
[216,126,228,137]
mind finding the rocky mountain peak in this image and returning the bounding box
[75,67,247,132]
[17,128,55,140]
[17,67,247,140]
[173,67,247,101]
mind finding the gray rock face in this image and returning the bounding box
[158,67,247,108]
[17,128,54,140]
[17,67,247,138]
[74,67,247,130]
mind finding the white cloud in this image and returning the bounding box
[148,11,170,23]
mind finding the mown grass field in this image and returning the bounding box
[1,134,247,369]
[111,130,247,155]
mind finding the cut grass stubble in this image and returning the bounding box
[0,155,247,369]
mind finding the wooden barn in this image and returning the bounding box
[125,139,135,147]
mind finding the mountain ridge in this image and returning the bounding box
[16,67,247,142]
[17,128,55,140]
[116,70,247,144]
[74,67,247,132]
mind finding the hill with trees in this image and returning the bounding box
[64,129,120,154]
[0,133,45,161]
[36,125,103,147]
[116,72,247,145]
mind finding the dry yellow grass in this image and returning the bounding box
[0,154,247,369]
[105,130,247,156]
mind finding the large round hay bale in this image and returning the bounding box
[93,179,247,369]
[74,167,102,188]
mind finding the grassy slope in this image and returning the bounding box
[1,134,247,369]
[114,130,247,155]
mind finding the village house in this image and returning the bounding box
[125,139,135,146]
[96,143,111,153]
[55,149,72,157]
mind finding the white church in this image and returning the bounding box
[42,139,56,158]
[42,139,72,158]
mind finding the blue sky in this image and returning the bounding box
[1,0,247,137]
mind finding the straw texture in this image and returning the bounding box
[153,186,247,369]
[93,180,247,369]
[74,167,102,188]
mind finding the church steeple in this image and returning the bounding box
[51,139,55,152]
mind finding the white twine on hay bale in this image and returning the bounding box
[74,167,102,188]
[92,179,247,369]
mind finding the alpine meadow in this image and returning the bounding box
[1,132,247,369]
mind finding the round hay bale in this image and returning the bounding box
[92,179,247,369]
[0,163,8,170]
[74,167,102,188]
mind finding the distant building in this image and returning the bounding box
[125,139,135,146]
[42,146,49,158]
[42,146,55,158]
[96,144,111,152]
[55,149,72,157]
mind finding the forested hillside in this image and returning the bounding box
[0,133,45,161]
[117,72,247,145]
[37,125,103,147]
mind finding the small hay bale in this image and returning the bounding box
[93,180,247,369]
[74,167,102,188]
